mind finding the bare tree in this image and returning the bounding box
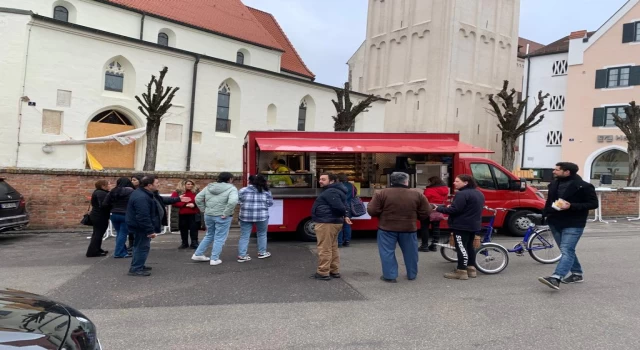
[612,101,640,186]
[136,67,180,171]
[488,80,550,171]
[332,82,383,131]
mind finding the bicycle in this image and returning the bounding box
[438,207,561,275]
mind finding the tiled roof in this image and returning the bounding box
[529,31,596,57]
[248,7,315,80]
[517,37,545,58]
[106,0,284,51]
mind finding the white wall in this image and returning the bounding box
[0,13,31,167]
[520,52,568,169]
[0,15,386,173]
[4,0,283,73]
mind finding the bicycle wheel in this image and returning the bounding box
[440,245,458,262]
[527,228,561,264]
[474,243,509,274]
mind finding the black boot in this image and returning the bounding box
[178,242,189,249]
[418,245,430,252]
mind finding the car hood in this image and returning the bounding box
[0,288,96,349]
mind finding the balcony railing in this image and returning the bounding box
[216,118,231,133]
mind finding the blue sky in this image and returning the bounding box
[242,0,630,87]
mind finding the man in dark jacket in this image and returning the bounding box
[126,176,188,276]
[311,173,348,280]
[435,174,485,280]
[538,162,598,290]
[368,172,431,283]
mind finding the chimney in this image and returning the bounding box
[569,30,587,40]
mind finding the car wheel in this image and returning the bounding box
[297,217,316,242]
[506,210,535,237]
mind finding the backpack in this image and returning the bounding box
[349,185,367,217]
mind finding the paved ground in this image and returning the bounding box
[1,222,640,349]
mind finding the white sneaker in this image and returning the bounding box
[237,256,252,263]
[257,252,271,259]
[210,259,222,266]
[191,254,210,262]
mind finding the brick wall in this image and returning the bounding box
[0,168,242,230]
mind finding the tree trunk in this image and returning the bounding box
[628,146,640,186]
[501,137,516,172]
[143,119,161,171]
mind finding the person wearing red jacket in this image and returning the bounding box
[172,180,201,249]
[419,176,450,252]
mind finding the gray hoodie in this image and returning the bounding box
[195,182,239,217]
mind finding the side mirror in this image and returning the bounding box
[510,178,526,192]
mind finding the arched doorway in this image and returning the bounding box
[591,149,629,181]
[86,110,136,169]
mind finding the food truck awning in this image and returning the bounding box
[255,138,494,154]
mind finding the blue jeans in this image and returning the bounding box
[377,229,419,280]
[129,232,151,273]
[111,213,129,258]
[238,220,268,256]
[338,222,352,245]
[549,225,584,278]
[195,215,232,260]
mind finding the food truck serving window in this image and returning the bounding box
[255,138,493,154]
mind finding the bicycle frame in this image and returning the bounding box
[479,207,555,253]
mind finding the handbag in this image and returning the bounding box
[349,185,367,217]
[80,203,93,226]
[429,210,445,222]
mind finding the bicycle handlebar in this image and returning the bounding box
[482,207,515,213]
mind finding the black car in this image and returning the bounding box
[0,289,101,349]
[0,178,29,232]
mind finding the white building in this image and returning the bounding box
[0,0,386,172]
[518,32,594,173]
[348,0,522,161]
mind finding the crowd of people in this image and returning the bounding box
[85,161,596,289]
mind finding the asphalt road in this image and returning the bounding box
[1,222,639,350]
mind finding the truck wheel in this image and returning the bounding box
[297,218,316,242]
[505,210,535,237]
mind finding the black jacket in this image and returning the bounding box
[436,186,485,232]
[90,189,110,219]
[103,187,134,215]
[126,188,162,234]
[312,183,347,224]
[543,174,598,229]
[153,191,181,226]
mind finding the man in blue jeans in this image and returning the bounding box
[538,162,598,290]
[337,173,354,247]
[367,172,431,283]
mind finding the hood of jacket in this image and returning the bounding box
[325,182,348,194]
[207,182,235,195]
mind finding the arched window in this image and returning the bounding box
[591,149,629,180]
[236,52,245,65]
[298,100,307,131]
[53,6,69,22]
[216,83,231,133]
[105,61,125,92]
[158,33,169,46]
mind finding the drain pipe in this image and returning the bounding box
[186,55,200,171]
[520,47,532,169]
[139,13,145,40]
[16,23,33,166]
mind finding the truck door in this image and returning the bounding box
[469,162,520,210]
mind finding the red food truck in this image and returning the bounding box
[243,131,546,241]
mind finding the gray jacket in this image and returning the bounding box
[195,182,239,217]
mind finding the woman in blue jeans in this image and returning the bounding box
[102,177,135,258]
[191,172,239,266]
[237,175,274,262]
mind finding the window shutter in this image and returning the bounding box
[630,66,640,86]
[592,108,605,127]
[595,69,608,89]
[623,23,635,43]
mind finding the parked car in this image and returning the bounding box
[0,178,29,232]
[0,288,102,349]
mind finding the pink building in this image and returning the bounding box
[563,0,640,183]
